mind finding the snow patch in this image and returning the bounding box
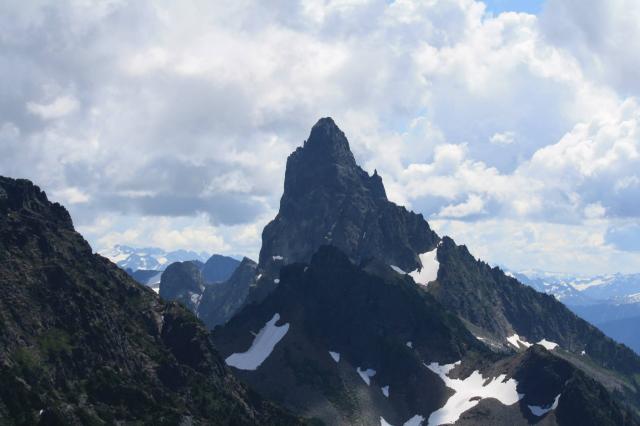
[272,255,284,260]
[404,415,425,426]
[356,367,376,385]
[536,339,559,350]
[390,265,406,274]
[581,350,586,356]
[426,361,522,426]
[409,248,439,285]
[406,341,413,348]
[274,278,280,284]
[506,334,532,349]
[381,414,427,426]
[256,273,262,281]
[381,385,389,397]
[189,292,201,306]
[528,394,560,416]
[329,351,340,362]
[225,313,289,370]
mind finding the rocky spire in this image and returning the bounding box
[259,118,438,272]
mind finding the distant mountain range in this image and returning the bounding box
[510,270,640,306]
[101,246,241,297]
[100,244,211,271]
[512,270,640,353]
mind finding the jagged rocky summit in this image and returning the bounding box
[175,117,441,330]
[260,117,439,273]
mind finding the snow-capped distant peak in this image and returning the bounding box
[100,245,210,272]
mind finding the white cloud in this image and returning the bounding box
[51,187,90,205]
[490,131,516,145]
[1,0,639,273]
[540,0,640,96]
[584,203,606,219]
[438,194,486,218]
[27,95,79,120]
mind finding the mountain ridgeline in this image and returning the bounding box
[0,177,301,425]
[208,118,640,425]
[2,116,640,426]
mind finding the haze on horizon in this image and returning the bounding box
[1,0,639,275]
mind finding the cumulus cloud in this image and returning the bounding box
[438,194,487,218]
[490,131,516,145]
[0,0,638,273]
[27,95,79,120]
[540,0,640,96]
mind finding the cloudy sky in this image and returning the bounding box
[1,0,639,274]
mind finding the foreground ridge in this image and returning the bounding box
[0,177,301,425]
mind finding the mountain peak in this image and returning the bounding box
[259,118,438,272]
[299,117,355,167]
[0,176,73,228]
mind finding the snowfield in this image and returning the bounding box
[529,394,560,416]
[380,417,393,426]
[356,367,376,385]
[390,265,406,274]
[506,334,532,349]
[426,361,522,426]
[225,313,289,370]
[381,385,389,397]
[380,415,426,426]
[329,351,340,362]
[507,334,560,351]
[404,415,425,426]
[536,339,559,350]
[409,248,439,285]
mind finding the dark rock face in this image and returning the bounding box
[0,176,301,425]
[159,261,205,311]
[198,257,258,329]
[430,236,640,407]
[214,247,637,425]
[214,246,485,425]
[202,254,241,284]
[259,118,438,273]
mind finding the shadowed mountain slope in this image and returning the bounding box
[0,177,302,425]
